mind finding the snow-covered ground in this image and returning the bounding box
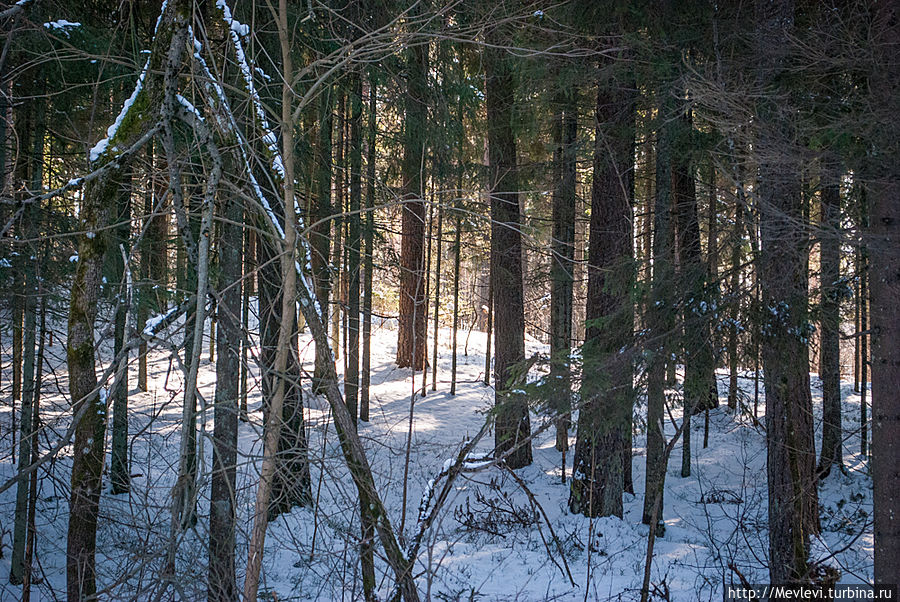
[0,314,874,601]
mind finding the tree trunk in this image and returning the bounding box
[72,8,187,597]
[549,89,577,454]
[312,86,334,392]
[333,91,345,365]
[11,242,37,586]
[450,208,462,396]
[208,154,242,601]
[346,71,363,423]
[485,30,531,469]
[672,106,716,479]
[817,165,842,478]
[569,72,635,517]
[869,0,898,582]
[859,194,869,459]
[240,226,253,421]
[110,168,132,495]
[727,161,745,411]
[755,0,819,582]
[22,287,46,600]
[432,202,443,391]
[11,88,42,585]
[643,89,674,526]
[66,164,123,602]
[360,73,376,424]
[397,23,428,370]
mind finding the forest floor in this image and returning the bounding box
[0,313,874,601]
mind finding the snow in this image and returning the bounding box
[43,20,81,30]
[89,62,148,162]
[0,314,875,600]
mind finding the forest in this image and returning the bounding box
[0,0,897,600]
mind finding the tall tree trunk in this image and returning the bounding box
[431,202,443,391]
[312,86,334,392]
[643,90,674,526]
[360,74,376,423]
[450,208,462,396]
[421,202,434,396]
[359,72,377,597]
[755,0,819,582]
[110,168,132,495]
[209,154,242,602]
[240,225,253,421]
[869,1,900,583]
[672,106,716,479]
[859,193,869,459]
[22,286,46,600]
[484,30,531,469]
[10,88,42,585]
[727,187,744,411]
[244,3,306,594]
[817,164,842,478]
[569,71,634,517]
[68,7,186,596]
[397,20,429,370]
[549,89,577,454]
[347,70,362,423]
[333,91,345,365]
[66,162,123,602]
[483,271,492,386]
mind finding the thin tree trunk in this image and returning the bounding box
[727,190,744,411]
[332,92,345,365]
[11,239,37,585]
[22,287,46,601]
[483,271,492,387]
[860,240,868,459]
[244,3,303,596]
[672,106,715,479]
[110,168,132,495]
[360,73,376,424]
[422,201,434,396]
[11,88,42,585]
[817,165,842,478]
[432,202,443,391]
[347,70,362,424]
[643,89,674,527]
[240,225,253,421]
[312,85,333,392]
[450,209,462,396]
[549,89,577,454]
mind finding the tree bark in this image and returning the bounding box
[672,106,716,479]
[484,29,531,469]
[346,71,363,423]
[312,85,334,392]
[869,0,900,583]
[397,17,429,370]
[570,71,635,517]
[755,0,819,582]
[360,73,376,424]
[817,165,842,478]
[549,88,577,454]
[110,167,132,495]
[642,89,675,526]
[208,154,242,602]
